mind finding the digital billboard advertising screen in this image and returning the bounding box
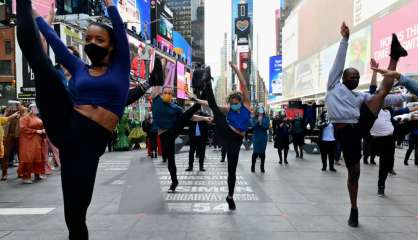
[373,0,418,74]
[269,55,283,95]
[176,62,186,99]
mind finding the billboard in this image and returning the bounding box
[282,8,299,68]
[319,42,339,90]
[232,0,253,39]
[298,0,353,60]
[164,61,176,87]
[151,0,174,48]
[373,0,418,74]
[185,71,192,95]
[173,31,192,66]
[294,54,320,96]
[137,0,151,39]
[176,62,186,99]
[12,0,54,16]
[354,0,400,26]
[346,25,372,84]
[269,56,283,95]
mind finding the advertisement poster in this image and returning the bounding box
[13,0,54,16]
[176,62,186,99]
[282,66,294,99]
[185,71,192,95]
[173,31,192,66]
[131,41,155,81]
[294,54,320,96]
[354,0,400,26]
[282,9,299,68]
[319,42,339,90]
[136,0,151,39]
[346,26,372,84]
[164,61,176,88]
[373,0,418,74]
[157,35,174,51]
[269,55,283,95]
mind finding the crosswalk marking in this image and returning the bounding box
[0,208,55,215]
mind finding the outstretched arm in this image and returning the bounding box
[327,22,350,91]
[105,0,130,71]
[372,68,418,96]
[230,62,251,109]
[35,14,82,74]
[369,58,379,94]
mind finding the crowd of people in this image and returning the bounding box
[0,101,60,183]
[9,0,418,239]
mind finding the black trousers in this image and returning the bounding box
[159,104,201,184]
[252,153,265,170]
[221,146,227,161]
[205,83,243,197]
[148,132,158,153]
[189,136,206,169]
[16,2,110,239]
[319,141,336,169]
[373,135,395,189]
[405,134,418,165]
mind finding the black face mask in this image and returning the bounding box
[343,79,359,90]
[84,43,109,66]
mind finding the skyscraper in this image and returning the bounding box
[275,9,282,55]
[165,0,192,44]
[191,0,205,66]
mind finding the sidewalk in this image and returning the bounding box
[0,144,417,240]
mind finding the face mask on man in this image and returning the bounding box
[257,107,264,114]
[161,94,173,104]
[343,79,359,90]
[84,43,109,66]
[230,103,242,112]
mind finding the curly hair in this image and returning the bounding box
[227,91,243,103]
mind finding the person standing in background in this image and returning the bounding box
[274,113,290,165]
[250,105,270,173]
[186,111,209,172]
[18,104,46,184]
[318,111,337,172]
[142,113,158,158]
[291,114,305,158]
[0,111,20,181]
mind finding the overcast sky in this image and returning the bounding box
[205,0,280,89]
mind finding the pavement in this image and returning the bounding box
[1,143,418,240]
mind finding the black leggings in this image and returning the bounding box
[159,104,201,185]
[17,1,110,239]
[205,84,243,197]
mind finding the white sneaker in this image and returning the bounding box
[22,179,33,184]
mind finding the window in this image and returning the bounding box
[4,40,12,55]
[0,60,12,75]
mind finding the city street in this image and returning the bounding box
[1,143,418,240]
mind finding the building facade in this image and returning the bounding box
[166,0,192,44]
[0,26,16,105]
[191,0,204,66]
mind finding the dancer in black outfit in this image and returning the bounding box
[198,62,251,210]
[187,111,209,171]
[16,0,130,239]
[151,59,211,192]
